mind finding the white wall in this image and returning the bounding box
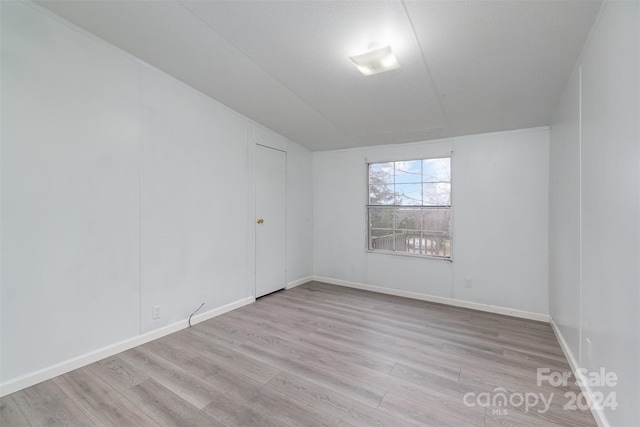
[1,0,141,384]
[549,65,581,357]
[313,127,550,316]
[140,67,250,333]
[0,1,312,389]
[549,2,639,426]
[454,131,550,313]
[286,141,313,286]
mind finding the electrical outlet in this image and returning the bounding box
[153,305,161,319]
[465,278,472,288]
[585,338,592,362]
[351,263,356,271]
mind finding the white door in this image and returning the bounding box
[255,144,286,297]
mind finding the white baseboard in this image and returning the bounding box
[549,317,610,427]
[0,296,254,397]
[313,275,550,322]
[286,275,314,289]
[549,317,581,378]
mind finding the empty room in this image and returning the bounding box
[1,1,638,426]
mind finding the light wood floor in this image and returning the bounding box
[1,281,596,426]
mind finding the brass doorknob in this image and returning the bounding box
[257,218,264,224]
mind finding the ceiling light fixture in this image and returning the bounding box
[349,45,400,76]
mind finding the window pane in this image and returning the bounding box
[422,208,451,257]
[368,207,396,251]
[423,182,451,206]
[423,158,450,183]
[369,162,393,185]
[369,162,394,204]
[369,183,395,205]
[394,183,422,205]
[394,160,422,184]
[423,208,450,234]
[394,208,422,232]
[368,207,394,237]
[393,208,420,254]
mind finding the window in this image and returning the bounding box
[367,157,451,259]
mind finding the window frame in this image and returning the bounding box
[366,156,453,261]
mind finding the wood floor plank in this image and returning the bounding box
[118,347,221,409]
[11,379,94,427]
[235,340,386,408]
[0,395,31,427]
[140,333,200,365]
[469,310,552,332]
[277,293,443,342]
[121,378,224,427]
[485,401,598,427]
[395,336,568,387]
[202,392,287,427]
[502,346,572,371]
[254,298,399,348]
[152,331,280,384]
[0,281,597,427]
[277,292,440,334]
[86,355,149,392]
[182,352,340,427]
[186,320,247,348]
[181,353,267,402]
[458,366,579,397]
[311,328,458,381]
[294,332,397,374]
[53,368,158,426]
[496,335,567,361]
[484,406,556,426]
[222,306,399,375]
[378,392,484,427]
[242,385,341,427]
[266,371,415,427]
[441,341,506,361]
[225,312,405,381]
[283,290,503,343]
[389,362,491,401]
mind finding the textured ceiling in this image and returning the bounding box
[36,0,601,151]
